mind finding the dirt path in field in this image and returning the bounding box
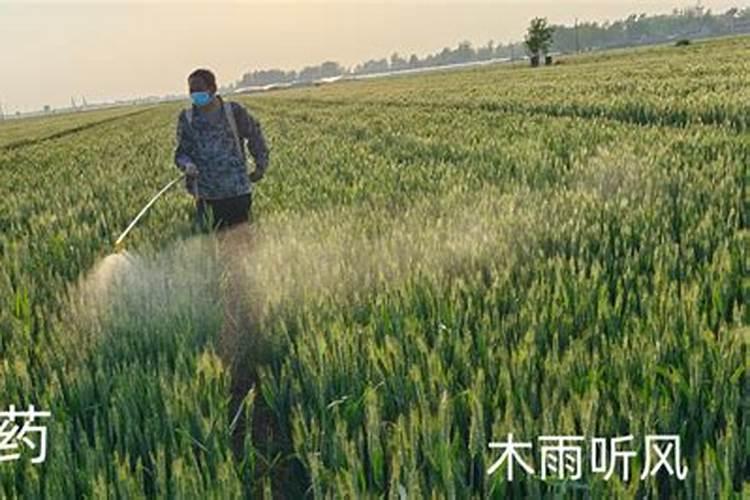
[213,225,306,498]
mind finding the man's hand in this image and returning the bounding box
[249,169,264,182]
[184,162,199,177]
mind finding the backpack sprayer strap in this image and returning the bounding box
[223,102,245,160]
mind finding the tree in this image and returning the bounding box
[477,40,495,60]
[525,17,555,66]
[320,61,344,78]
[725,7,739,33]
[390,52,408,71]
[354,58,389,75]
[455,41,475,63]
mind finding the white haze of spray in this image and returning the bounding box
[63,146,662,363]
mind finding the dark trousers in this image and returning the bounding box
[195,193,252,231]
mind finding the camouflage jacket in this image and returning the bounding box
[174,95,269,200]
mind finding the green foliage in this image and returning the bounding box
[525,17,556,60]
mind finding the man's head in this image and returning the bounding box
[188,68,217,107]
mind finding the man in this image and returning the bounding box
[174,68,269,230]
[174,70,268,395]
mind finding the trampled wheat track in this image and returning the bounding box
[1,106,157,151]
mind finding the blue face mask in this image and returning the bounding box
[190,91,213,107]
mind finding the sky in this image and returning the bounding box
[0,1,745,113]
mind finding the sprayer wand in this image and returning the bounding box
[114,173,187,251]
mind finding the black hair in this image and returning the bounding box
[188,68,217,89]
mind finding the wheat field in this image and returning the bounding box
[0,36,747,498]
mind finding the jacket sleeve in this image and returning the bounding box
[233,103,269,172]
[174,110,195,171]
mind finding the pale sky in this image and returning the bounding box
[1,1,745,112]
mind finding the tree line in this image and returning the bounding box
[227,6,750,90]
